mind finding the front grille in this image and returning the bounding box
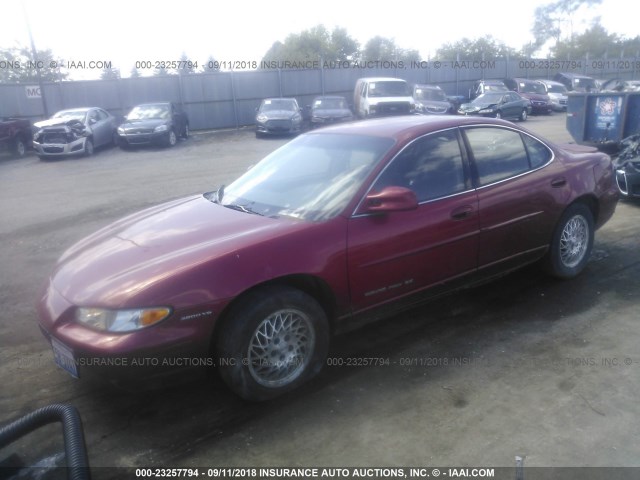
[42,133,69,144]
[266,120,291,130]
[128,128,154,135]
[128,135,153,144]
[532,101,546,106]
[426,106,448,114]
[43,146,64,153]
[560,99,567,105]
[378,102,411,115]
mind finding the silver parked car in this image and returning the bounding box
[538,80,568,112]
[33,107,119,159]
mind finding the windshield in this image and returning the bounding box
[260,99,298,112]
[414,88,446,102]
[483,83,508,92]
[220,133,395,221]
[368,81,410,97]
[520,82,546,94]
[472,93,503,104]
[312,98,347,110]
[127,104,171,120]
[545,83,567,94]
[52,110,88,122]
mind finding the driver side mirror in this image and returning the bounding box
[360,186,418,214]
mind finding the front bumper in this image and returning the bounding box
[37,280,225,381]
[33,137,87,157]
[256,120,301,135]
[529,101,552,114]
[118,130,171,146]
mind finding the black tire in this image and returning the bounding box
[166,130,177,147]
[495,111,502,119]
[255,130,262,139]
[182,124,189,139]
[545,203,594,279]
[216,286,330,401]
[519,109,528,122]
[84,138,94,157]
[11,137,27,158]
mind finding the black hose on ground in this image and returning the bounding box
[0,403,90,480]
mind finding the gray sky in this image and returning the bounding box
[2,0,637,79]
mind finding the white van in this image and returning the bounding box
[353,77,415,119]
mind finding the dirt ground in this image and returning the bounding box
[0,115,639,478]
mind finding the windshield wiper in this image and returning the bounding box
[223,203,264,216]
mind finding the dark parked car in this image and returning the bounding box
[0,116,31,158]
[554,72,598,92]
[308,96,353,128]
[458,92,531,121]
[117,103,189,148]
[38,116,618,401]
[33,108,119,159]
[255,98,303,137]
[412,84,453,114]
[503,78,552,114]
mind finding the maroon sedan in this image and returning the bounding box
[38,116,618,401]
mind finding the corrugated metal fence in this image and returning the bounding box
[2,58,638,130]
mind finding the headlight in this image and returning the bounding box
[117,126,125,134]
[75,307,171,332]
[256,114,268,123]
[154,124,169,133]
[479,108,493,113]
[292,113,302,121]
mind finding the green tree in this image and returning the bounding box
[552,20,640,58]
[203,55,220,72]
[177,52,196,75]
[0,46,67,83]
[129,67,141,78]
[361,36,420,63]
[435,36,523,60]
[531,0,603,52]
[100,67,121,80]
[261,25,360,64]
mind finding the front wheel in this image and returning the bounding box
[519,108,528,121]
[182,124,189,139]
[216,286,330,401]
[84,138,94,157]
[545,203,594,279]
[166,130,177,147]
[495,111,502,119]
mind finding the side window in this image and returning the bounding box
[372,129,466,202]
[465,127,530,186]
[522,134,552,169]
[96,109,108,121]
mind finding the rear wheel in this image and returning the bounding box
[11,137,27,158]
[182,124,189,139]
[216,286,329,401]
[546,203,594,279]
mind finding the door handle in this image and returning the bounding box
[451,205,474,220]
[551,177,567,188]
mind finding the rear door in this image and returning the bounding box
[461,125,566,270]
[347,128,479,312]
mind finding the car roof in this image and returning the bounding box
[55,107,94,113]
[313,95,346,100]
[307,115,522,142]
[414,84,443,89]
[357,77,407,82]
[538,79,564,86]
[133,102,171,106]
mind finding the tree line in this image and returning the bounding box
[2,0,639,83]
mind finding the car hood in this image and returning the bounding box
[312,108,352,117]
[51,195,305,307]
[34,118,87,129]
[121,118,168,130]
[259,110,297,120]
[519,93,548,101]
[416,100,450,108]
[459,102,496,112]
